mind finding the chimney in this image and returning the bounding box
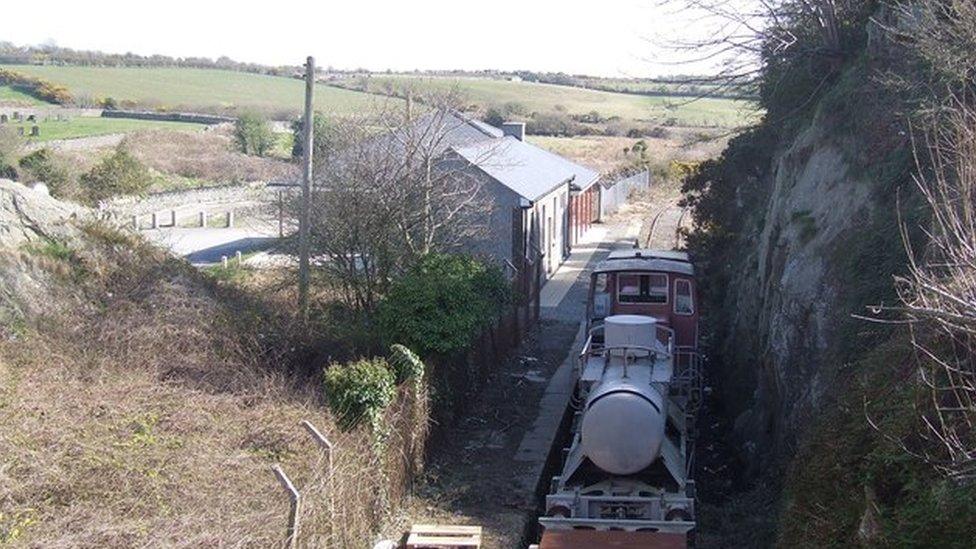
[500,121,525,141]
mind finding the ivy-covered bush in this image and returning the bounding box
[324,358,396,432]
[376,254,509,358]
[388,344,425,385]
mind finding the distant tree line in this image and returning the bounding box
[0,42,304,78]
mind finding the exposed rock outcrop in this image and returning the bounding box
[0,179,88,338]
[0,178,84,249]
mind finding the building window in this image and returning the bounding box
[617,273,668,304]
[674,279,694,315]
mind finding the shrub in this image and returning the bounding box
[388,344,425,385]
[233,111,275,156]
[376,254,509,358]
[483,106,505,127]
[81,147,152,202]
[323,358,396,432]
[527,112,577,136]
[290,111,331,160]
[18,149,72,196]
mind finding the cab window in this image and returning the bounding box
[617,273,668,304]
[674,279,694,315]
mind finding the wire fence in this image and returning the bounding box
[599,170,650,219]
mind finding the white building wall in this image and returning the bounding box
[532,183,569,278]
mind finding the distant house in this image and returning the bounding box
[434,113,601,278]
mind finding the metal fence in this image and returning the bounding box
[599,170,650,219]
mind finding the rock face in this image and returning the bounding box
[0,179,88,338]
[714,112,894,466]
[0,178,84,249]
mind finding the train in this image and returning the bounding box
[536,249,702,548]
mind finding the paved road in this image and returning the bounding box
[142,227,279,265]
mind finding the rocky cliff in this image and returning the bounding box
[689,5,976,546]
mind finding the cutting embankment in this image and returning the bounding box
[0,179,426,546]
[682,4,976,547]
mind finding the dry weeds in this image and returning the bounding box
[122,128,297,186]
[0,223,427,547]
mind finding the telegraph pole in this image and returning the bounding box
[298,56,314,322]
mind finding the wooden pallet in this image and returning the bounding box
[405,524,482,548]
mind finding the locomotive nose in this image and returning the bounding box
[581,389,665,475]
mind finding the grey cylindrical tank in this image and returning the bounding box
[581,381,666,475]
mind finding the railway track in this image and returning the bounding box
[645,204,689,249]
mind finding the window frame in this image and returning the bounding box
[673,278,695,316]
[616,272,669,305]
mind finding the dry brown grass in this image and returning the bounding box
[0,223,426,547]
[122,128,297,186]
[528,128,730,176]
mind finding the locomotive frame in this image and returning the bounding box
[539,250,702,540]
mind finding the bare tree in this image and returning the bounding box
[653,0,864,109]
[880,101,976,482]
[301,93,500,311]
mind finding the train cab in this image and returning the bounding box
[586,249,699,352]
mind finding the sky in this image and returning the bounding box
[0,0,729,77]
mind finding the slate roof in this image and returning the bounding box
[454,135,600,202]
[428,111,599,202]
[378,110,601,202]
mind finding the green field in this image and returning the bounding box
[333,75,758,128]
[4,117,204,141]
[0,65,386,117]
[0,85,47,106]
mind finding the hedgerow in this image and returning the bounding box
[0,68,72,105]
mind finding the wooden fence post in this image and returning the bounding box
[302,420,335,520]
[271,465,301,549]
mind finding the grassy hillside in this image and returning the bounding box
[19,117,204,141]
[332,75,757,128]
[0,66,385,118]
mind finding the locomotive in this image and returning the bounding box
[538,249,702,547]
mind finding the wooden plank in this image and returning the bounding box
[539,530,686,549]
[407,536,481,549]
[406,524,482,548]
[410,524,482,534]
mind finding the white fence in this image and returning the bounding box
[599,170,650,219]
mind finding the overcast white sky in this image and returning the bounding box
[0,0,727,77]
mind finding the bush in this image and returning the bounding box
[483,106,505,127]
[323,358,397,432]
[388,344,425,385]
[376,254,509,358]
[233,111,275,157]
[526,112,577,136]
[18,149,72,196]
[290,111,331,160]
[81,147,152,202]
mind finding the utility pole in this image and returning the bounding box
[298,56,314,322]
